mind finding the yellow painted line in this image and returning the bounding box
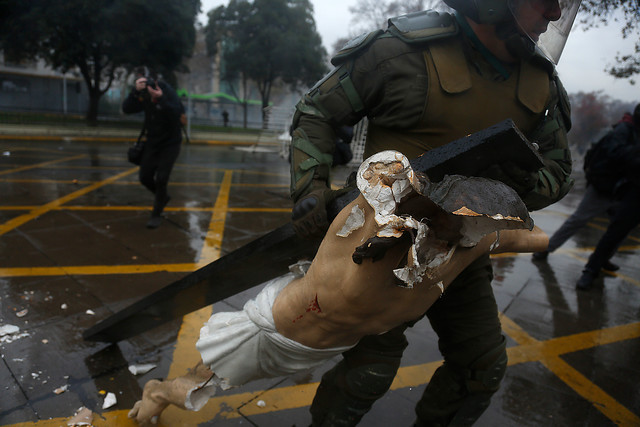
[560,251,640,288]
[198,170,232,266]
[0,206,292,215]
[228,207,291,213]
[0,263,197,277]
[0,167,139,237]
[542,357,639,427]
[4,321,639,426]
[0,154,85,176]
[0,134,136,142]
[501,315,640,426]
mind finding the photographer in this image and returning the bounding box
[123,67,183,229]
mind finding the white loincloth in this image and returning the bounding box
[187,270,355,411]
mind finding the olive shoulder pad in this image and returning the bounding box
[331,29,385,66]
[387,10,458,43]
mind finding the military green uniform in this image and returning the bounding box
[290,11,572,427]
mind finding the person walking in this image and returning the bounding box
[288,0,581,425]
[533,108,640,274]
[573,104,640,290]
[122,68,183,229]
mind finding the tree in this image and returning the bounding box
[205,0,328,127]
[568,91,636,152]
[346,0,443,36]
[0,0,200,124]
[579,0,640,83]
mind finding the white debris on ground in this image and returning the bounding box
[54,384,69,395]
[128,364,157,375]
[102,392,117,409]
[0,324,30,344]
[67,406,94,426]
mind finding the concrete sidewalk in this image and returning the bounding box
[0,122,283,146]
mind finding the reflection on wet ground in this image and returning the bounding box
[0,138,638,426]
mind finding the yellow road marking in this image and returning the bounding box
[3,158,639,426]
[501,316,640,426]
[0,167,138,237]
[8,321,633,426]
[0,154,85,176]
[0,206,291,213]
[560,251,640,288]
[198,170,232,266]
[0,263,197,277]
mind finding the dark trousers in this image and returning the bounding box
[139,143,180,216]
[584,185,640,273]
[311,254,506,427]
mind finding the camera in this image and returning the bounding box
[145,78,157,90]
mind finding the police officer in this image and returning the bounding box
[289,0,581,425]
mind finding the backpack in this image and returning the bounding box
[583,125,632,194]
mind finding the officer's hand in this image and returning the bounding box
[292,188,331,239]
[480,161,538,196]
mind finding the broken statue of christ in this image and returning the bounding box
[128,150,548,425]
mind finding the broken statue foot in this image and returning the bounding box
[146,215,163,229]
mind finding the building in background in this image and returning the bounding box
[0,52,88,116]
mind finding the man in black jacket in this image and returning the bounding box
[574,103,640,290]
[123,68,183,229]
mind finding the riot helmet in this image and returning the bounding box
[443,0,582,63]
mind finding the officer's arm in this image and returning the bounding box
[290,64,369,202]
[521,76,574,211]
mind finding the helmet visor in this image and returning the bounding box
[508,0,582,63]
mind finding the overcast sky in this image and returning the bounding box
[199,0,638,103]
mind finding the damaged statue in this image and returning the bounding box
[128,150,548,426]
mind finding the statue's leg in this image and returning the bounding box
[128,362,215,426]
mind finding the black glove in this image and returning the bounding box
[480,161,538,196]
[292,187,333,239]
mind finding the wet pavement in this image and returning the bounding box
[0,134,638,427]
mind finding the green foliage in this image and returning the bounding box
[0,0,200,122]
[579,0,640,82]
[204,0,328,118]
[568,91,636,151]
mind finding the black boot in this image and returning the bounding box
[576,269,597,290]
[146,214,162,229]
[602,260,619,272]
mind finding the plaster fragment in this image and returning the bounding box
[489,231,500,251]
[336,205,366,237]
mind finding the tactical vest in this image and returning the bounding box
[364,34,551,159]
